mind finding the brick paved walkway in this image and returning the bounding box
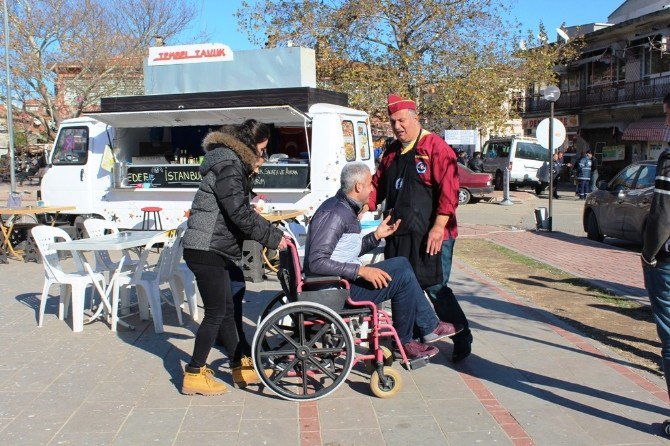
[0,253,668,445]
[459,223,648,304]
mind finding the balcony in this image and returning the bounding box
[522,74,670,114]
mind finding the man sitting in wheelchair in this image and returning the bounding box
[304,162,461,360]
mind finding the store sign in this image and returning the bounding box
[523,115,579,130]
[148,43,234,66]
[601,145,625,161]
[253,164,310,189]
[444,129,477,146]
[126,165,201,188]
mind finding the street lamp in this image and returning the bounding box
[3,0,16,194]
[541,85,561,232]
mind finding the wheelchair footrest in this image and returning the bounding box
[407,356,430,370]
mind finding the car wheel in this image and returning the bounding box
[494,171,503,190]
[586,212,604,242]
[458,188,471,205]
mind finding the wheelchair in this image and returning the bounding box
[251,237,431,401]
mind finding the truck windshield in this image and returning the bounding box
[52,127,89,165]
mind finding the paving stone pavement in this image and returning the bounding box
[0,249,668,446]
[458,225,648,305]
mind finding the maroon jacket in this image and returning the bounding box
[369,132,459,240]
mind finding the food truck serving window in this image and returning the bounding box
[52,127,89,165]
[342,120,356,162]
[357,121,370,160]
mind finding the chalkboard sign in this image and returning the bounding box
[253,164,310,189]
[126,165,202,188]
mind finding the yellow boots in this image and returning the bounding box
[182,366,228,396]
[232,356,272,388]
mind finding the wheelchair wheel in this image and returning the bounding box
[258,291,291,325]
[370,367,402,399]
[252,301,354,401]
[363,345,394,374]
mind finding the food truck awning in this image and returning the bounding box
[86,105,311,128]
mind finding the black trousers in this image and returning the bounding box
[186,259,241,369]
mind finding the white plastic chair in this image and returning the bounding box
[83,218,139,272]
[115,230,184,333]
[170,222,198,321]
[31,225,106,332]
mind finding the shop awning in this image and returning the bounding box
[86,105,310,128]
[622,118,670,142]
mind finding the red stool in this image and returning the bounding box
[141,206,163,231]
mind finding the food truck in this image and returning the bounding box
[39,45,376,232]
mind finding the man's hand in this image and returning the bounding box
[426,226,444,255]
[358,265,392,289]
[374,215,401,240]
[277,237,288,250]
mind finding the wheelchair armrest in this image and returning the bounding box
[303,276,343,285]
[302,276,350,290]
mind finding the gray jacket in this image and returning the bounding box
[304,190,380,280]
[182,130,282,261]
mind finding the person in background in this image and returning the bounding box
[457,150,468,166]
[181,119,287,396]
[576,150,593,199]
[369,94,472,363]
[641,92,670,436]
[467,152,484,172]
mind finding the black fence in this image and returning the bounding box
[523,74,670,113]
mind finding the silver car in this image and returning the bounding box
[583,161,656,243]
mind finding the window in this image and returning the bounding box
[515,142,548,162]
[342,120,356,162]
[483,142,510,159]
[357,121,370,160]
[634,165,656,189]
[52,127,89,165]
[610,164,639,191]
[643,44,670,77]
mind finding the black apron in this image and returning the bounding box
[384,138,443,288]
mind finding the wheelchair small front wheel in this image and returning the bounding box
[370,367,402,398]
[363,345,394,374]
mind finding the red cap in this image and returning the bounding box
[387,94,416,115]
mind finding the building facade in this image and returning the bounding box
[522,0,670,179]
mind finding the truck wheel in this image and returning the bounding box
[494,171,503,190]
[458,188,471,205]
[586,212,604,243]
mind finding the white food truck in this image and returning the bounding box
[39,46,376,233]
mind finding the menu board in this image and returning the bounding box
[253,164,310,189]
[125,165,202,188]
[342,120,356,161]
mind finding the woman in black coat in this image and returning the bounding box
[181,120,286,396]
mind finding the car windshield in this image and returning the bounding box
[634,165,656,189]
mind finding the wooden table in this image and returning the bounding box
[260,210,305,223]
[0,205,76,260]
[257,210,306,273]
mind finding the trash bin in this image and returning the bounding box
[534,207,549,230]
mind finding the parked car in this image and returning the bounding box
[481,136,549,191]
[458,164,494,204]
[582,160,656,243]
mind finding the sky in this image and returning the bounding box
[185,0,625,51]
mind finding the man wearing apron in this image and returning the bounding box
[368,94,472,362]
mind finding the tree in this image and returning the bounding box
[2,0,203,142]
[237,1,580,132]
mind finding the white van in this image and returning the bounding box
[40,92,376,232]
[480,136,549,190]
